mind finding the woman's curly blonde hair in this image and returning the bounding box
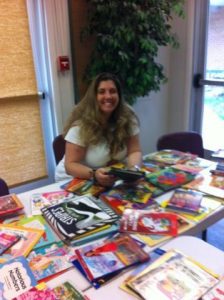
[63,73,139,157]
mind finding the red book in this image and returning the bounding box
[0,194,24,217]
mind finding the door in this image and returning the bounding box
[191,0,224,155]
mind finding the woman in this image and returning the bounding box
[55,73,142,186]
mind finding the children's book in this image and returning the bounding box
[0,231,20,255]
[62,178,105,196]
[173,157,213,174]
[27,242,76,282]
[120,248,166,296]
[12,283,56,300]
[52,281,90,300]
[120,208,178,236]
[0,224,44,263]
[74,234,149,288]
[184,174,224,199]
[16,215,59,249]
[126,249,218,300]
[142,161,163,173]
[137,213,193,247]
[144,149,197,165]
[146,167,195,191]
[0,256,37,300]
[31,190,74,215]
[41,195,119,243]
[0,194,24,217]
[202,276,224,300]
[164,188,203,215]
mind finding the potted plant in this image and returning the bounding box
[81,0,185,105]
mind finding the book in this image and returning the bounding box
[144,149,197,165]
[173,157,213,174]
[0,224,44,263]
[52,281,89,300]
[146,167,195,191]
[211,149,224,159]
[62,178,105,196]
[11,283,56,300]
[184,174,224,199]
[0,256,37,300]
[41,195,119,243]
[0,231,20,255]
[119,209,178,236]
[0,194,24,217]
[120,248,166,296]
[202,276,224,300]
[164,188,203,215]
[31,190,74,215]
[16,215,59,249]
[74,234,149,288]
[126,249,218,300]
[27,242,75,282]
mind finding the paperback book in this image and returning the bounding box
[74,234,149,288]
[0,224,44,263]
[11,283,56,300]
[0,256,37,300]
[0,194,24,218]
[126,249,218,300]
[144,149,197,165]
[202,276,224,300]
[52,281,90,300]
[146,167,195,191]
[16,215,59,249]
[31,190,74,215]
[0,231,20,255]
[41,195,119,243]
[119,208,178,236]
[62,177,105,196]
[164,188,203,215]
[172,157,213,174]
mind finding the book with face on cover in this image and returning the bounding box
[125,249,219,300]
[73,234,149,288]
[41,195,119,244]
[0,224,44,263]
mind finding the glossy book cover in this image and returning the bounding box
[0,194,24,217]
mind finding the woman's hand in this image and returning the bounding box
[95,168,116,187]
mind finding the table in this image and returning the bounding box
[17,181,224,297]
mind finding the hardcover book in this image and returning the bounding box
[146,167,195,191]
[41,195,119,243]
[120,208,178,236]
[165,188,203,215]
[0,256,37,300]
[126,249,218,300]
[144,149,197,165]
[74,234,149,288]
[0,224,44,263]
[0,194,24,217]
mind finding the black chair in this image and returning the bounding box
[157,131,204,158]
[52,134,66,165]
[0,178,10,196]
[156,131,207,240]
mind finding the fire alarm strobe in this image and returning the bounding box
[58,56,70,71]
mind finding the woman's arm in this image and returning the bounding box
[64,142,115,186]
[126,134,142,169]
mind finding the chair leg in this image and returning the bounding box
[202,229,207,241]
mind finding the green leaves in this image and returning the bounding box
[81,0,185,104]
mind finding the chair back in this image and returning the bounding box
[0,178,9,196]
[53,134,66,164]
[157,131,204,158]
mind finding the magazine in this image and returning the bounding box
[126,249,218,300]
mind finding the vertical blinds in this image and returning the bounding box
[0,0,47,187]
